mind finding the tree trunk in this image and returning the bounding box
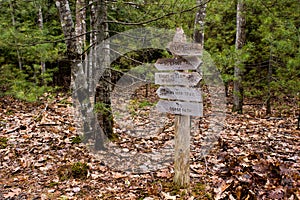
[56,0,106,150]
[55,0,80,88]
[232,0,246,114]
[75,0,86,57]
[92,0,114,141]
[266,55,272,115]
[193,0,206,45]
[193,0,206,90]
[9,0,22,70]
[38,5,46,77]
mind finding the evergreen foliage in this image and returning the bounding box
[205,0,299,110]
[0,0,298,111]
[0,64,57,101]
[0,0,63,101]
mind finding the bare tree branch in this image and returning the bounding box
[105,1,211,26]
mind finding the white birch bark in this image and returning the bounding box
[38,5,46,75]
[55,0,78,58]
[193,0,207,45]
[55,0,80,88]
[9,0,22,70]
[93,0,114,142]
[75,0,86,56]
[233,0,246,113]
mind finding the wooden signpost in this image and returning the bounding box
[156,100,203,116]
[155,72,202,86]
[167,42,202,56]
[155,28,203,187]
[155,57,202,71]
[156,86,202,102]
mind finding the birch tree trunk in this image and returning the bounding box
[89,0,97,100]
[38,5,46,77]
[55,0,80,88]
[94,0,114,141]
[75,0,86,57]
[266,52,272,115]
[56,0,104,150]
[193,0,206,45]
[9,0,22,70]
[55,0,111,150]
[232,0,246,113]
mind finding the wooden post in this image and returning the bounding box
[154,28,202,188]
[173,28,190,188]
[174,115,190,187]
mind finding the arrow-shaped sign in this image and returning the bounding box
[167,42,202,56]
[156,86,202,102]
[156,100,203,117]
[155,72,202,86]
[155,56,202,71]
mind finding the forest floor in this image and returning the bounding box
[0,89,299,200]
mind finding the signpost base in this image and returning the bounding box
[174,115,190,188]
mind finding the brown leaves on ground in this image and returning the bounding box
[209,113,300,200]
[0,94,299,199]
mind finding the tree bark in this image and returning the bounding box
[266,53,272,115]
[9,0,22,70]
[38,5,46,77]
[55,0,80,88]
[232,0,246,114]
[55,0,83,92]
[92,0,114,141]
[56,0,107,150]
[193,0,206,45]
[75,0,86,57]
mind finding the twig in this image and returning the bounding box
[105,1,211,26]
[5,104,49,134]
[5,125,26,134]
[37,123,60,126]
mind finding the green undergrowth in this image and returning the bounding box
[57,162,89,181]
[0,64,58,102]
[0,137,8,149]
[71,135,83,144]
[140,180,212,199]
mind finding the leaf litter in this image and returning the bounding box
[0,91,299,199]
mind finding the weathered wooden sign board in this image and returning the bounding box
[167,42,202,56]
[156,100,203,117]
[155,56,202,71]
[156,86,202,102]
[155,72,202,86]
